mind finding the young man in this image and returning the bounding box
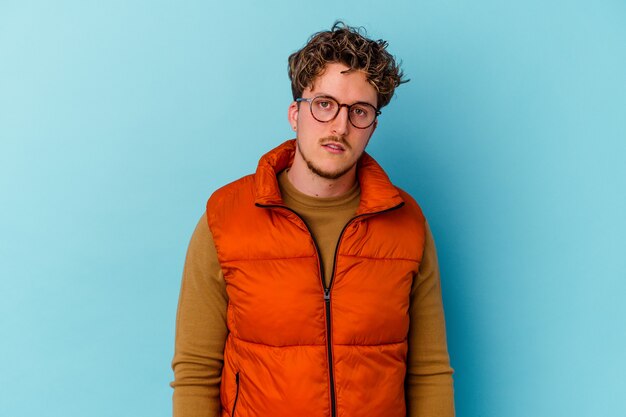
[171,22,454,417]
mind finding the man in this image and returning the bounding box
[171,22,454,417]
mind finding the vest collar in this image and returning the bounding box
[254,140,404,215]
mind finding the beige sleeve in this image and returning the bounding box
[405,221,455,417]
[171,213,228,417]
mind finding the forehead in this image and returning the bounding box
[307,63,378,105]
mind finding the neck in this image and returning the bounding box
[287,160,357,198]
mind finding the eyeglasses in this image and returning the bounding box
[296,95,381,129]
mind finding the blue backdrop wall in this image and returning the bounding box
[1,1,625,416]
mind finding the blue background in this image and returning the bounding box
[1,1,625,416]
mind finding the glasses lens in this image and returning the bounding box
[311,97,339,122]
[349,103,376,128]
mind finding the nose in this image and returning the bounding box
[330,105,350,136]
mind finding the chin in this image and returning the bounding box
[307,161,355,180]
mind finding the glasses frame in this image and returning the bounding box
[296,95,381,129]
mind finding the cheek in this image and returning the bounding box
[299,117,322,137]
[357,132,373,148]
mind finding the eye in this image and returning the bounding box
[351,105,369,118]
[313,98,337,112]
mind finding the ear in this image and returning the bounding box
[288,101,299,132]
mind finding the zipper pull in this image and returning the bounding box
[324,288,331,301]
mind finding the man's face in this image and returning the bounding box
[288,62,378,180]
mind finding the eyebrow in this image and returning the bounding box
[315,93,377,108]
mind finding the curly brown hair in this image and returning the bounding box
[288,21,408,109]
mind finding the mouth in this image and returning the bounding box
[320,137,350,154]
[322,142,346,153]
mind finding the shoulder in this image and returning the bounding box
[206,174,256,215]
[388,186,430,261]
[205,174,257,236]
[208,174,255,205]
[394,186,426,225]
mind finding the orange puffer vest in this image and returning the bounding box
[207,140,426,417]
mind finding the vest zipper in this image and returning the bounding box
[256,201,404,417]
[323,286,336,417]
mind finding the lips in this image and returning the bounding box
[323,142,345,152]
[320,136,350,153]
